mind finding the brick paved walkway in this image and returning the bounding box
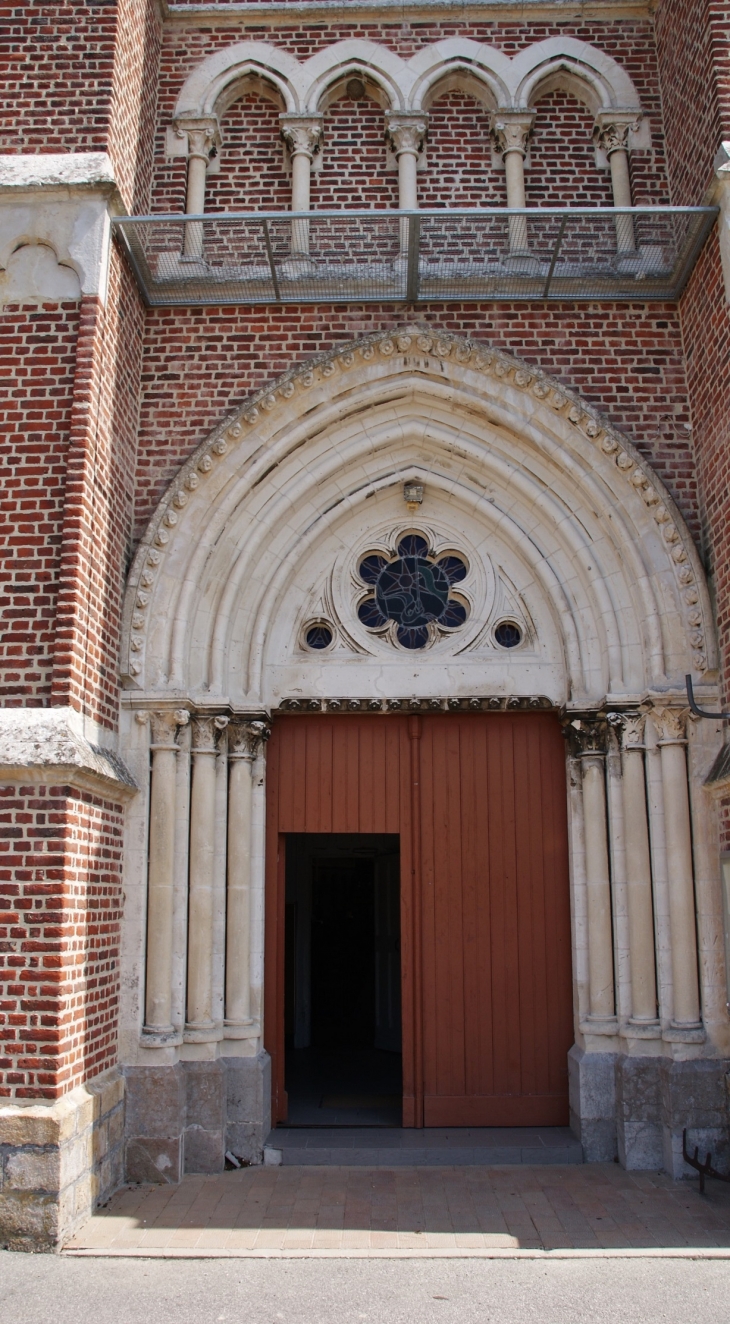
[65,1164,730,1257]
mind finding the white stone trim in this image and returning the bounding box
[0,155,119,301]
[0,152,116,191]
[172,35,643,121]
[174,41,306,116]
[713,142,730,305]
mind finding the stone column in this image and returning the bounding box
[178,118,219,259]
[615,713,659,1026]
[225,720,270,1035]
[385,112,428,253]
[144,709,189,1036]
[186,715,228,1038]
[594,112,639,253]
[652,707,701,1029]
[491,111,535,254]
[572,720,615,1023]
[280,114,323,256]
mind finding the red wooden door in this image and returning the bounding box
[265,712,572,1127]
[418,713,573,1126]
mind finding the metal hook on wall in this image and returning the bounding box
[685,675,730,721]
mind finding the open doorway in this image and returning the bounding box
[284,833,401,1126]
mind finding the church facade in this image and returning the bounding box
[2,0,730,1251]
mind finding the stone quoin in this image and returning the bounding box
[1,0,730,1253]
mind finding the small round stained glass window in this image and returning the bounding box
[494,621,522,649]
[305,623,334,650]
[356,534,469,650]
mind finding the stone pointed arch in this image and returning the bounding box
[301,40,411,113]
[510,37,642,114]
[173,41,307,118]
[121,330,712,708]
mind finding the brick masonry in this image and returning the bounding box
[0,783,124,1100]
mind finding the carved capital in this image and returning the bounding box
[607,711,646,749]
[149,708,189,749]
[174,115,220,163]
[385,112,429,158]
[564,717,608,758]
[651,706,689,745]
[191,714,228,754]
[490,110,535,158]
[280,114,323,160]
[228,719,271,762]
[593,111,640,157]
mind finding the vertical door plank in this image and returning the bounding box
[422,713,572,1127]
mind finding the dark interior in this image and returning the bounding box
[284,833,402,1126]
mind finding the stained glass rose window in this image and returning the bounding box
[357,533,469,650]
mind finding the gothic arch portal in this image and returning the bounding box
[118,329,728,1156]
[121,328,713,709]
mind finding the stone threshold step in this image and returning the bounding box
[263,1144,584,1167]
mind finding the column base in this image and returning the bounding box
[122,1055,272,1181]
[224,1052,271,1165]
[616,1055,663,1170]
[184,1021,222,1044]
[0,1067,124,1251]
[568,1044,617,1162]
[660,1058,730,1179]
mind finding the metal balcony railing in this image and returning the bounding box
[112,207,718,306]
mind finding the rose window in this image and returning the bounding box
[357,533,469,649]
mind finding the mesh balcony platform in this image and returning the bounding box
[113,207,718,307]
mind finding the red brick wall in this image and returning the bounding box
[313,92,399,210]
[655,0,729,204]
[108,0,162,214]
[419,91,505,208]
[49,252,146,730]
[133,302,696,547]
[526,91,614,208]
[205,92,291,213]
[0,301,80,707]
[0,783,124,1099]
[655,0,730,862]
[0,2,117,155]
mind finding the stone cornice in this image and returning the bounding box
[0,709,137,801]
[0,153,118,197]
[162,0,653,26]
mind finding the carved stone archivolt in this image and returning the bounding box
[122,328,711,690]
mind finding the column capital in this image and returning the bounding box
[191,713,228,754]
[564,716,608,758]
[607,710,646,749]
[280,114,323,161]
[650,706,689,745]
[490,110,535,158]
[148,709,189,749]
[173,115,221,162]
[229,719,271,761]
[593,110,641,156]
[385,112,429,158]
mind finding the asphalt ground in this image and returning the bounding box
[1,1252,730,1324]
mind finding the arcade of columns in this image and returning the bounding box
[179,105,639,258]
[138,702,704,1051]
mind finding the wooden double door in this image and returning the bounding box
[265,712,573,1127]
